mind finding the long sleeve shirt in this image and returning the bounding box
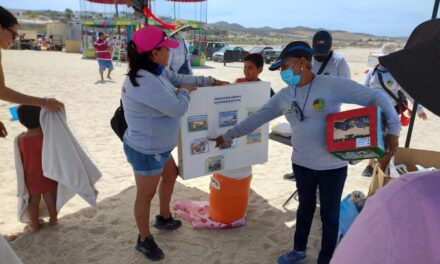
[122,69,214,154]
[223,75,401,171]
[312,51,351,79]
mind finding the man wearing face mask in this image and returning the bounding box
[212,41,401,264]
[311,30,351,79]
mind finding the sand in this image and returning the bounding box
[1,48,439,264]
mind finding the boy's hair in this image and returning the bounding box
[244,53,264,69]
[17,105,41,129]
[98,32,105,37]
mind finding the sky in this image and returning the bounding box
[0,0,437,37]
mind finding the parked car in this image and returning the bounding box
[212,46,248,63]
[249,46,273,55]
[206,42,228,60]
[263,47,283,64]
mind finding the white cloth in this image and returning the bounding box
[15,108,101,222]
[312,51,351,79]
[0,236,22,264]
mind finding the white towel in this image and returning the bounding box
[15,108,102,222]
[0,236,22,264]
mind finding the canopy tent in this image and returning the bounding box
[80,0,139,59]
[379,1,439,147]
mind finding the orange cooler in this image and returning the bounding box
[209,167,252,224]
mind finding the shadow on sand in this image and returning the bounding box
[9,181,323,263]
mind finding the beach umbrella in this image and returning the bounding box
[380,19,440,116]
[379,1,439,147]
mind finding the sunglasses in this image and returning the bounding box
[288,100,305,122]
[152,32,168,50]
[5,28,18,41]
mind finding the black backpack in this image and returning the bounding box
[110,100,127,142]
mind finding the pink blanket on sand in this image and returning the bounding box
[173,201,246,229]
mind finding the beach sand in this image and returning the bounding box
[1,48,439,264]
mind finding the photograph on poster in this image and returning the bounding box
[188,115,208,132]
[190,138,210,155]
[247,129,262,144]
[205,155,225,173]
[219,110,238,128]
[247,107,260,117]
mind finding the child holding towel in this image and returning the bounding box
[16,105,58,232]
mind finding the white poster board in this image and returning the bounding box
[178,82,271,180]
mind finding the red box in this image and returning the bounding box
[326,106,385,160]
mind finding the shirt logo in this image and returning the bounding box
[312,98,326,111]
[386,80,394,88]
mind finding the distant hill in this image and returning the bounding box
[207,21,406,47]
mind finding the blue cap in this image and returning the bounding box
[269,41,313,71]
[312,30,332,56]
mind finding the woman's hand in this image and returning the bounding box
[213,79,230,86]
[0,121,7,138]
[210,136,232,149]
[178,84,197,94]
[418,111,428,121]
[44,98,64,112]
[385,134,399,157]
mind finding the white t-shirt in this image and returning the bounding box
[167,36,193,75]
[364,66,424,113]
[312,51,351,79]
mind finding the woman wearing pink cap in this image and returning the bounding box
[122,26,228,261]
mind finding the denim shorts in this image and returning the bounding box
[123,143,172,176]
[98,60,114,71]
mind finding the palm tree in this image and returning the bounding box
[65,8,74,21]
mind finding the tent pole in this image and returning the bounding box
[404,0,439,148]
[433,0,439,18]
[145,0,149,26]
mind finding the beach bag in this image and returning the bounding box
[338,194,359,241]
[110,100,127,142]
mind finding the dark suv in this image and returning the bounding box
[263,47,282,64]
[206,42,228,60]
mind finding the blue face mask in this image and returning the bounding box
[280,62,301,87]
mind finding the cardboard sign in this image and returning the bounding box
[178,82,271,179]
[326,106,385,160]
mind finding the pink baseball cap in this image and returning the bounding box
[132,26,179,53]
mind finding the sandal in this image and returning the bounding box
[153,215,182,231]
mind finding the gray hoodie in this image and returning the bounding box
[122,69,214,155]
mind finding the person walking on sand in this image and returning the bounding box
[94,32,113,81]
